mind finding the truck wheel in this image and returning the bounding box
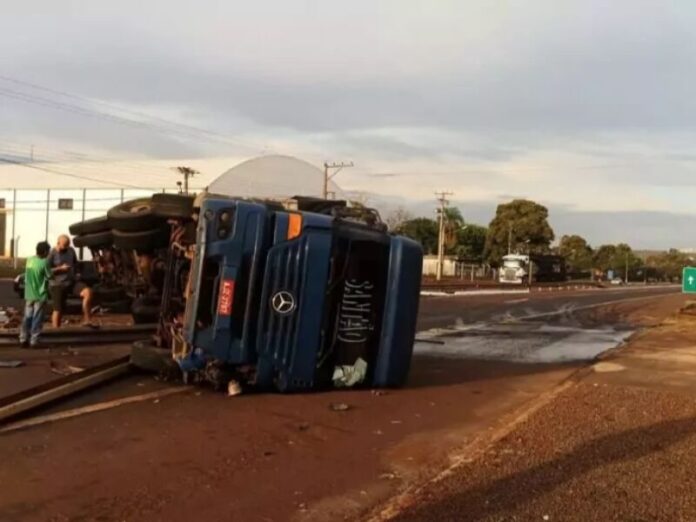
[73,231,113,249]
[93,284,127,303]
[69,215,110,236]
[100,298,132,314]
[131,295,161,323]
[131,339,179,376]
[152,193,195,220]
[113,227,169,251]
[107,198,162,232]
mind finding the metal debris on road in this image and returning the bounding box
[332,357,368,388]
[329,402,351,412]
[0,360,24,368]
[49,361,84,376]
[227,380,243,396]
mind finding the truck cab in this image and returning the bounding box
[168,194,423,392]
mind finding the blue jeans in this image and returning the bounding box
[20,300,45,346]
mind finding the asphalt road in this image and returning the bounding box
[0,283,685,522]
[417,285,680,331]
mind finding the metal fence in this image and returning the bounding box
[0,187,202,259]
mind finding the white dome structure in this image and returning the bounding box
[207,155,341,199]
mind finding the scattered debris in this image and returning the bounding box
[227,380,243,396]
[0,360,24,368]
[390,420,402,425]
[332,358,368,388]
[297,422,310,431]
[329,402,351,412]
[0,307,21,329]
[49,361,83,376]
[371,389,387,397]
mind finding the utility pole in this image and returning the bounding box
[175,166,199,195]
[323,161,353,199]
[435,191,454,281]
[625,252,629,284]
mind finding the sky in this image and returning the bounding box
[2,1,696,249]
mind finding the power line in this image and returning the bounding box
[0,74,266,151]
[0,156,149,189]
[0,76,269,153]
[0,144,175,182]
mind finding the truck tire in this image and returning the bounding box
[107,198,161,232]
[131,295,161,323]
[131,339,179,375]
[93,284,127,303]
[152,193,195,220]
[100,298,132,314]
[73,231,113,249]
[112,227,169,252]
[69,215,110,236]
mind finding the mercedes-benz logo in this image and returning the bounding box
[271,290,296,315]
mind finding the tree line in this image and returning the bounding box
[387,198,693,281]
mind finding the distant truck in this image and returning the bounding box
[499,254,566,284]
[71,193,423,392]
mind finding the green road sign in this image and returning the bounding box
[683,267,696,293]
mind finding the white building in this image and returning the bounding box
[0,155,341,258]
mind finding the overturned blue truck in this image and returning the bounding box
[71,192,423,392]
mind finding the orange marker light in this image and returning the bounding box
[287,213,303,240]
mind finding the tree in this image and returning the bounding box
[558,235,593,272]
[396,218,438,254]
[384,207,414,232]
[593,244,617,272]
[442,207,464,251]
[484,199,555,266]
[593,243,641,278]
[455,224,488,261]
[646,249,693,281]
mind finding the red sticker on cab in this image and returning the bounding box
[217,279,235,316]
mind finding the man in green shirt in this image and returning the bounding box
[20,241,52,347]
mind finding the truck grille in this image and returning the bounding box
[257,236,306,370]
[504,268,518,281]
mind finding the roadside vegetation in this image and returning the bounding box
[387,199,693,282]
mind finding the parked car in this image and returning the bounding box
[610,277,625,286]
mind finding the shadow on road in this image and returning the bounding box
[407,355,578,389]
[394,416,696,521]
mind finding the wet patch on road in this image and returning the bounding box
[414,322,633,364]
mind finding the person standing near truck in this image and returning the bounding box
[48,234,94,328]
[19,241,52,347]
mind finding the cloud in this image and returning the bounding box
[3,1,696,248]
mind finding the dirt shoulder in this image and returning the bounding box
[386,299,696,521]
